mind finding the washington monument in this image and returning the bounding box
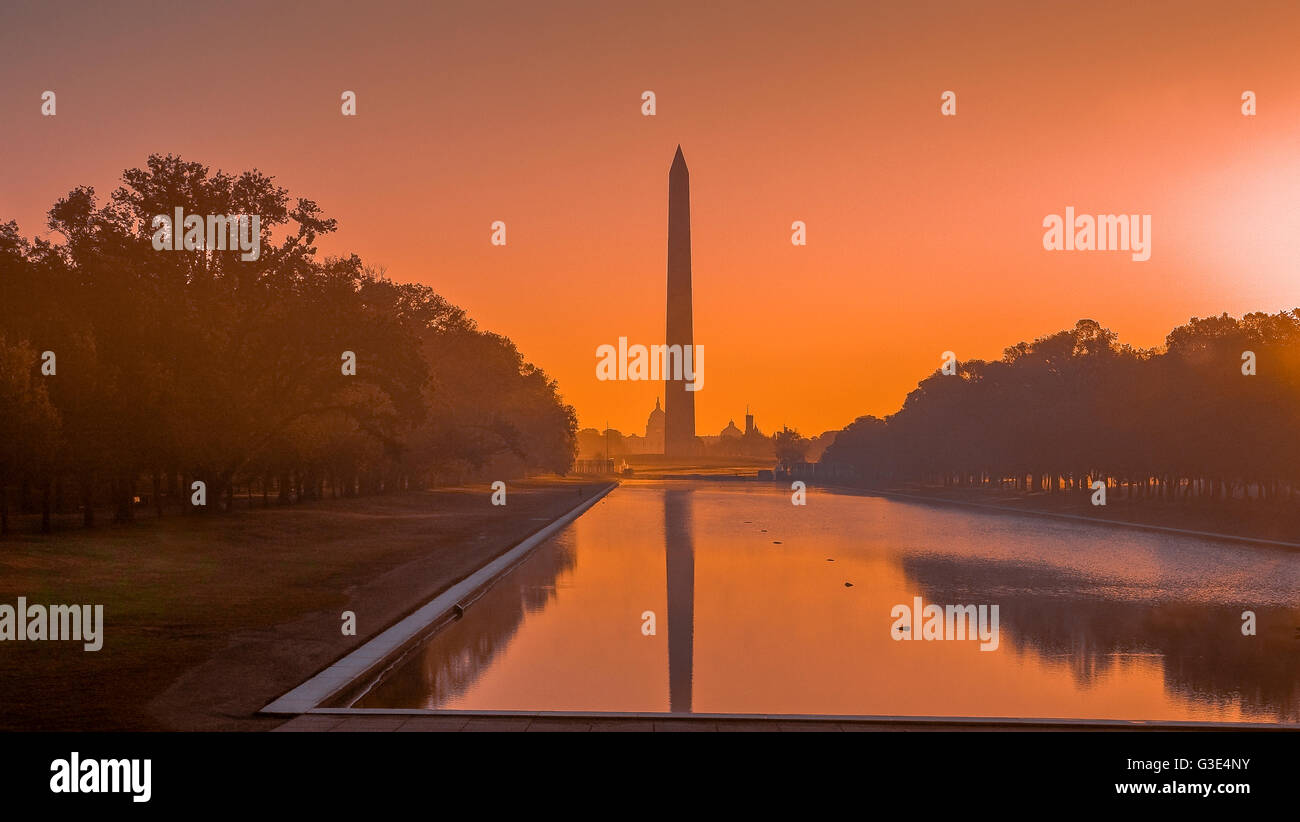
[665,146,696,456]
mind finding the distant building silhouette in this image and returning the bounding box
[645,397,665,452]
[665,146,696,456]
[585,398,770,459]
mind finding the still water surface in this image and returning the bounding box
[355,481,1300,722]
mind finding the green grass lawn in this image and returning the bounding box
[0,478,610,730]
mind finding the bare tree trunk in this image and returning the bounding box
[82,474,95,527]
[113,475,134,523]
[40,480,52,534]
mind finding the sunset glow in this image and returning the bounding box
[5,1,1298,436]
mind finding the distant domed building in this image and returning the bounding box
[645,397,666,452]
[720,419,743,439]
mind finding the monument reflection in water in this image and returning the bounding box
[352,481,1300,724]
[664,489,695,713]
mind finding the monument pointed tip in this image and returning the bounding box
[671,145,686,168]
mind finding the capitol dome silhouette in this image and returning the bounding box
[645,397,665,452]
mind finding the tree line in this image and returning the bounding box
[823,315,1300,503]
[0,155,577,533]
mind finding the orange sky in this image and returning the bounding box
[3,0,1299,435]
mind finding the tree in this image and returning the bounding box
[0,155,578,531]
[773,426,809,469]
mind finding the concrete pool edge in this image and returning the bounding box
[259,481,619,715]
[284,708,1300,732]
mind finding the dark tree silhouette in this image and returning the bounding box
[0,155,577,530]
[824,316,1300,506]
[773,426,809,469]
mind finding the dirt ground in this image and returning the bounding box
[0,478,613,730]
